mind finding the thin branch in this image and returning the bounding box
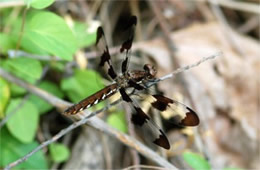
[0,52,221,169]
[8,50,62,61]
[149,1,177,52]
[149,51,223,87]
[7,45,121,61]
[0,68,175,170]
[3,100,120,170]
[209,0,245,57]
[238,15,259,34]
[0,68,68,109]
[0,0,24,9]
[8,42,141,61]
[193,0,260,14]
[123,164,168,170]
[15,7,27,53]
[212,0,260,14]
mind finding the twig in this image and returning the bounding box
[238,15,259,34]
[8,50,62,61]
[193,0,260,14]
[7,45,121,61]
[149,1,177,52]
[3,100,119,170]
[3,98,175,169]
[0,68,176,170]
[15,7,27,53]
[0,52,221,169]
[0,68,68,109]
[151,51,223,86]
[209,0,245,57]
[212,0,260,15]
[0,0,24,9]
[196,2,215,21]
[100,132,112,169]
[123,164,168,170]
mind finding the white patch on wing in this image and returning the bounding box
[102,94,106,100]
[163,102,186,120]
[107,90,113,96]
[139,94,186,120]
[94,99,99,105]
[86,104,91,109]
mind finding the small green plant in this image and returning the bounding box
[182,151,242,170]
[0,0,107,168]
[182,151,211,170]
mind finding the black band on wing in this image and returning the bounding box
[121,16,137,74]
[96,27,104,45]
[124,16,137,31]
[120,16,137,53]
[108,67,117,80]
[132,105,170,150]
[99,50,117,80]
[152,94,200,127]
[121,57,128,73]
[96,26,117,80]
[124,92,171,150]
[131,106,150,126]
[180,107,200,126]
[151,95,173,111]
[153,129,170,150]
[99,50,110,67]
[119,88,132,102]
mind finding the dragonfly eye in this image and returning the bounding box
[143,64,157,79]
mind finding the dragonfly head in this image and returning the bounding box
[144,64,157,79]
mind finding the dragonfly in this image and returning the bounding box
[64,16,199,150]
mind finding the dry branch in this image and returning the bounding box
[0,68,176,170]
[0,51,221,169]
[194,0,260,14]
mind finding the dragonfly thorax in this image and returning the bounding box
[116,74,130,88]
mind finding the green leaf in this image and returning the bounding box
[182,151,211,170]
[28,80,64,114]
[107,111,127,133]
[49,143,70,163]
[21,11,77,61]
[3,57,42,97]
[30,0,55,9]
[10,84,27,97]
[0,33,16,54]
[73,21,98,48]
[223,168,243,170]
[3,57,42,83]
[0,77,10,118]
[5,98,39,143]
[50,61,66,72]
[61,69,104,103]
[0,127,48,169]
